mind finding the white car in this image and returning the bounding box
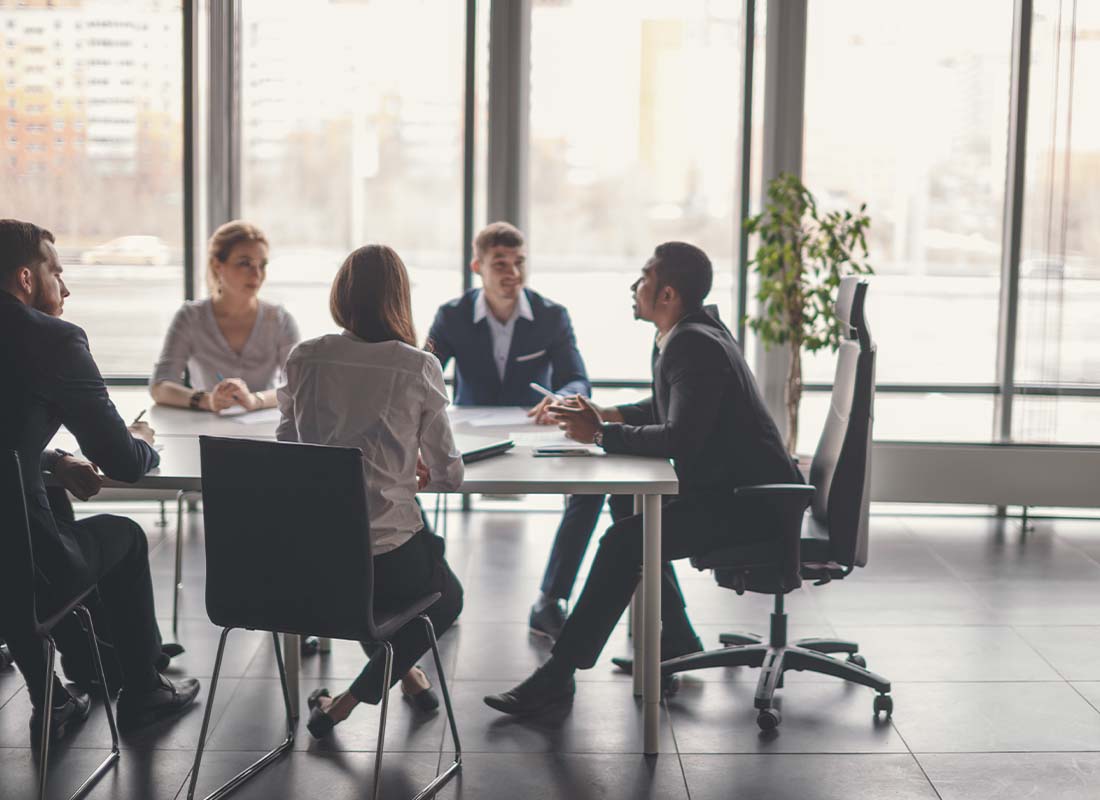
[80,236,171,266]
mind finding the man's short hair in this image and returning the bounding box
[652,241,712,310]
[474,221,525,261]
[0,219,55,283]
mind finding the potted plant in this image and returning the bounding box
[744,172,873,454]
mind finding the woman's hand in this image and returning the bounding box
[416,456,431,491]
[209,378,251,412]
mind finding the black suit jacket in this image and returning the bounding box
[601,306,797,506]
[0,290,159,592]
[426,288,590,406]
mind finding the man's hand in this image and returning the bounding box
[527,394,564,425]
[129,421,156,446]
[416,456,430,491]
[210,378,249,412]
[53,455,103,501]
[548,395,602,443]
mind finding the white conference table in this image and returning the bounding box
[83,405,678,754]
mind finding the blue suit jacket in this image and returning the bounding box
[426,289,590,406]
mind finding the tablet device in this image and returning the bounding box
[462,439,516,464]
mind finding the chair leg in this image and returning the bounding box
[754,647,787,710]
[372,642,395,800]
[188,629,295,800]
[794,637,859,656]
[172,489,186,639]
[784,645,891,694]
[37,637,56,800]
[411,616,462,800]
[66,607,121,800]
[718,631,763,646]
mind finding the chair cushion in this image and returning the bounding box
[370,592,442,642]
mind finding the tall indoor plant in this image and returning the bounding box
[745,172,874,454]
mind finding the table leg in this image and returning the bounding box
[282,633,300,720]
[642,494,662,755]
[631,494,643,698]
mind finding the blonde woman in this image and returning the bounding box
[150,220,299,412]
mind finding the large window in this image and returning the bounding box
[527,0,743,380]
[239,0,485,348]
[0,0,184,376]
[1014,0,1100,443]
[800,0,1013,448]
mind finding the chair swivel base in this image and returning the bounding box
[665,628,892,731]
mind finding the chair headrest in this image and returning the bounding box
[836,277,871,350]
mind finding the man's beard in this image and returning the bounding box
[30,280,61,317]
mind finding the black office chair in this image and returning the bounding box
[0,451,120,799]
[187,436,461,800]
[662,277,892,731]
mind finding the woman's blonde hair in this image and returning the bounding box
[206,220,268,297]
[329,244,417,346]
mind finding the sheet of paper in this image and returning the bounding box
[228,407,283,425]
[508,431,574,448]
[215,405,248,417]
[463,408,534,428]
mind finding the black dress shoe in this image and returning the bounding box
[608,658,682,696]
[483,662,576,715]
[528,600,566,641]
[116,675,200,734]
[306,687,337,739]
[29,687,92,744]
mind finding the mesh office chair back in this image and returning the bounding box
[806,277,876,568]
[198,436,378,641]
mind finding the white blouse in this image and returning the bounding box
[276,331,464,554]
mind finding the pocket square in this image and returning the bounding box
[515,349,547,363]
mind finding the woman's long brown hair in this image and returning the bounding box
[329,244,417,346]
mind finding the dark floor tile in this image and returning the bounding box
[436,752,689,800]
[155,617,267,680]
[667,680,905,754]
[831,624,1061,682]
[204,677,447,754]
[890,681,1100,752]
[918,752,1100,800]
[152,577,213,622]
[451,680,677,754]
[185,749,441,800]
[682,753,938,800]
[1013,627,1100,680]
[0,745,195,800]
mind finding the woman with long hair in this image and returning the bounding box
[151,220,299,413]
[276,244,465,734]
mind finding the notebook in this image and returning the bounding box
[461,439,516,464]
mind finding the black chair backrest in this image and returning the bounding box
[808,278,876,568]
[0,450,40,637]
[199,436,379,641]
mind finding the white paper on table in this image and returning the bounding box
[228,407,283,425]
[215,405,248,417]
[508,431,574,448]
[463,408,534,427]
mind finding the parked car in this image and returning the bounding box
[80,235,171,266]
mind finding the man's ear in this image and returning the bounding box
[470,257,482,277]
[17,266,35,295]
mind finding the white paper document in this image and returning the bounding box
[459,408,534,428]
[228,408,283,425]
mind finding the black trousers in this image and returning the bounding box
[552,495,765,670]
[539,495,690,614]
[349,530,463,704]
[6,512,162,708]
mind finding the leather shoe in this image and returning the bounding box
[483,662,576,715]
[528,600,566,641]
[29,686,92,744]
[116,675,200,734]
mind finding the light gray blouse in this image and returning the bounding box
[152,298,300,392]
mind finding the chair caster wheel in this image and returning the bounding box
[757,708,781,731]
[847,653,867,669]
[873,694,893,718]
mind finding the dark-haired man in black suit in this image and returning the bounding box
[484,241,799,715]
[0,219,200,742]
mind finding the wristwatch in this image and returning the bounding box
[593,426,605,447]
[189,390,205,410]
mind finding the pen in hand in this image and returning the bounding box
[132,409,147,424]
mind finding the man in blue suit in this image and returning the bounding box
[427,222,609,639]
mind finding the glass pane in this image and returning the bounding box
[801,0,1012,386]
[528,0,743,380]
[240,0,485,346]
[1013,396,1100,445]
[1,1,184,376]
[1016,2,1100,397]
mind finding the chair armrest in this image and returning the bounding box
[733,483,816,500]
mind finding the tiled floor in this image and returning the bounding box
[3,506,1100,799]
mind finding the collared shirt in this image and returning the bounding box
[152,298,300,391]
[473,289,534,381]
[655,320,682,354]
[276,331,464,555]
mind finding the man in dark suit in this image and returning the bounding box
[484,241,800,714]
[427,221,609,641]
[0,219,200,741]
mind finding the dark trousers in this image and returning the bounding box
[6,513,162,708]
[552,495,761,670]
[540,496,690,628]
[349,530,463,704]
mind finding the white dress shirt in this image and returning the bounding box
[276,331,464,555]
[473,289,534,381]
